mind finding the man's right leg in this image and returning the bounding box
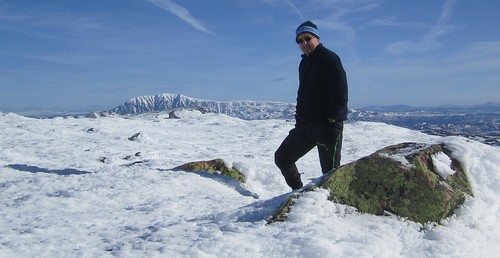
[274,127,316,190]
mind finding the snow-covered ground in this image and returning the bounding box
[0,110,499,257]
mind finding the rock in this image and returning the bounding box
[128,132,154,144]
[269,142,473,225]
[168,110,180,119]
[172,159,246,183]
[128,133,141,141]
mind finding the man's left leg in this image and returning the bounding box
[318,130,343,174]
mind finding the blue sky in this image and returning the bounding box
[1,0,499,112]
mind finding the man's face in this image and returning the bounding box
[296,33,320,56]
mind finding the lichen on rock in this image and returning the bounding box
[268,142,473,225]
[172,158,246,183]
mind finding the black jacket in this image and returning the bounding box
[296,44,348,123]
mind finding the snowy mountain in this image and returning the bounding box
[1,111,499,257]
[111,93,296,120]
[111,93,500,119]
[110,93,500,146]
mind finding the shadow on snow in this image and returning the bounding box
[6,164,91,176]
[158,168,259,199]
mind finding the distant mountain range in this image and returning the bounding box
[358,102,500,113]
[110,93,296,120]
[108,93,499,146]
[111,93,500,117]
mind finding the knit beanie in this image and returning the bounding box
[295,21,320,42]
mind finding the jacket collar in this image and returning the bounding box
[301,43,324,59]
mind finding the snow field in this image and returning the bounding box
[0,112,499,257]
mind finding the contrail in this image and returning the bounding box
[285,0,305,20]
[148,0,214,35]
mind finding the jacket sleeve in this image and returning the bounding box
[325,53,348,121]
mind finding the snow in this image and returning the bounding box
[0,111,499,257]
[432,152,456,179]
[379,143,430,170]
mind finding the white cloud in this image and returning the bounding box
[369,15,427,28]
[259,0,304,20]
[384,0,458,55]
[444,41,500,72]
[425,0,458,39]
[385,39,441,55]
[348,39,500,106]
[148,0,213,35]
[284,0,305,20]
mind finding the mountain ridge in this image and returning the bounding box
[108,93,499,146]
[111,93,500,118]
[110,93,296,120]
[359,102,500,113]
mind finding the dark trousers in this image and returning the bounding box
[274,121,343,190]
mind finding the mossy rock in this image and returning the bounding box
[172,158,246,183]
[269,142,473,225]
[267,193,300,224]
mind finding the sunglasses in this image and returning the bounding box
[296,36,312,44]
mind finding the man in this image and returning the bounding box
[275,21,348,190]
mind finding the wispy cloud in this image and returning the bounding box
[384,0,458,55]
[351,39,500,106]
[285,0,305,20]
[427,0,458,39]
[259,0,304,20]
[444,41,500,72]
[147,0,213,35]
[283,0,384,45]
[369,15,427,28]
